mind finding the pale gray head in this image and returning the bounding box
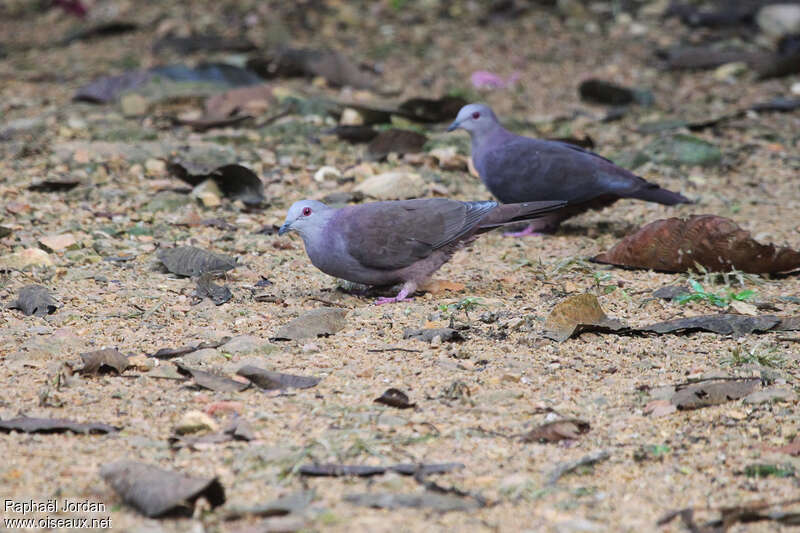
[279,200,330,237]
[446,103,499,136]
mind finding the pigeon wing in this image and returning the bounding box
[342,199,496,270]
[481,137,649,203]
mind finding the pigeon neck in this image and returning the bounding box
[471,123,509,153]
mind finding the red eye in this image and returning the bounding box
[472,111,480,119]
[302,207,312,216]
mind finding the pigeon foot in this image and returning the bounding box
[374,285,413,305]
[503,225,544,238]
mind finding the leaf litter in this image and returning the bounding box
[7,285,58,316]
[78,348,130,375]
[0,417,118,435]
[100,461,225,518]
[174,362,250,393]
[157,245,237,277]
[374,388,416,409]
[236,365,321,391]
[3,1,800,531]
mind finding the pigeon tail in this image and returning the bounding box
[628,185,692,205]
[477,200,567,231]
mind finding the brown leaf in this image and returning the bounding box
[374,388,416,409]
[271,308,348,341]
[236,365,321,390]
[150,338,231,359]
[592,215,800,274]
[671,378,760,410]
[298,463,462,477]
[0,416,118,434]
[193,273,232,306]
[28,179,81,192]
[157,246,237,277]
[641,314,782,337]
[543,293,626,342]
[174,362,250,393]
[343,492,482,512]
[522,419,590,443]
[403,328,464,343]
[167,162,265,206]
[79,348,130,375]
[100,461,225,518]
[366,129,427,161]
[7,285,58,317]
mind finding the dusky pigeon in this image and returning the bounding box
[448,103,691,235]
[279,198,566,304]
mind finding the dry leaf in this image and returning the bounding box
[543,293,626,342]
[0,416,117,434]
[522,419,590,443]
[641,314,782,337]
[7,285,58,317]
[592,215,800,274]
[79,348,130,375]
[271,308,348,341]
[236,365,321,390]
[671,378,760,410]
[167,162,265,206]
[374,388,416,409]
[299,463,462,477]
[174,363,250,393]
[100,461,225,518]
[403,328,464,343]
[157,246,237,277]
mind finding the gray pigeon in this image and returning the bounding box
[448,103,691,235]
[279,198,565,304]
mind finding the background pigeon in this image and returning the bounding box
[279,198,565,304]
[448,103,691,235]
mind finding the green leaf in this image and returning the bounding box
[732,289,755,301]
[688,279,705,293]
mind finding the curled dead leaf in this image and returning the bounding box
[100,461,225,518]
[592,215,800,274]
[374,388,416,409]
[521,419,590,443]
[79,348,129,375]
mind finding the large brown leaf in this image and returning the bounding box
[593,215,800,274]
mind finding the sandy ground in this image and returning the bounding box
[1,1,799,532]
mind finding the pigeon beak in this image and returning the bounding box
[446,120,460,132]
[278,222,291,236]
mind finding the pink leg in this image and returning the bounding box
[374,283,416,305]
[503,224,544,238]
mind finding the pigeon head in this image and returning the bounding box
[447,103,498,135]
[279,200,330,237]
